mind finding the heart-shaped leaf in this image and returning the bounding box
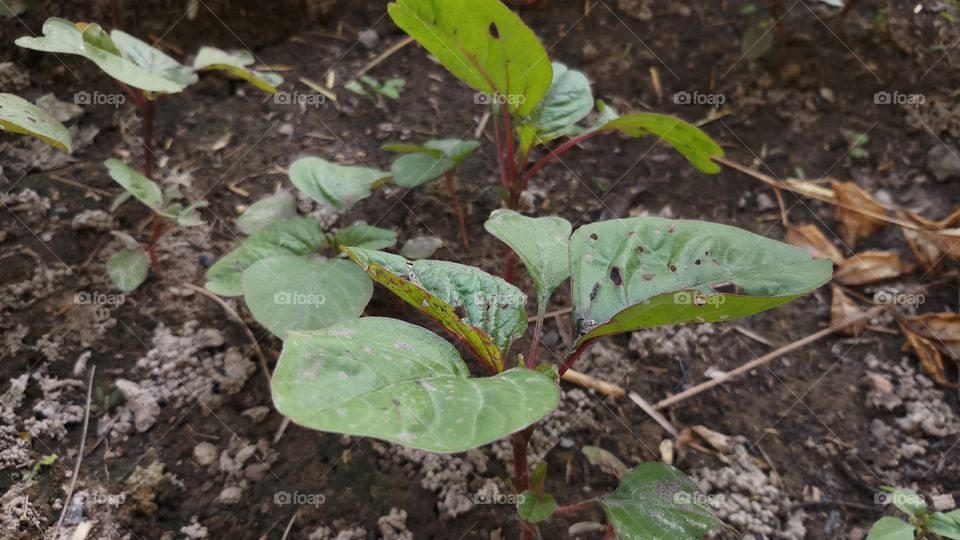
[0,93,72,152]
[104,159,163,212]
[334,223,398,250]
[385,139,480,188]
[345,247,527,373]
[205,217,328,296]
[521,62,593,144]
[289,157,387,211]
[484,209,571,310]
[517,490,557,523]
[387,0,552,117]
[82,26,197,94]
[570,217,832,346]
[595,113,724,174]
[272,317,560,452]
[866,517,916,540]
[599,462,724,540]
[106,248,149,293]
[193,46,283,93]
[16,18,87,56]
[241,255,372,336]
[236,191,298,235]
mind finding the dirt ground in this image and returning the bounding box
[2,0,960,538]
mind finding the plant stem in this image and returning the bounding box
[500,104,516,185]
[511,431,529,491]
[493,109,509,192]
[526,305,545,368]
[444,171,470,250]
[146,214,163,274]
[503,246,517,284]
[521,131,604,186]
[555,501,593,514]
[559,339,594,377]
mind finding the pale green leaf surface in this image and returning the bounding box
[517,490,557,523]
[106,248,149,293]
[522,62,593,143]
[82,28,196,93]
[236,191,298,235]
[0,93,72,151]
[334,223,397,250]
[289,157,387,211]
[15,18,86,56]
[388,138,480,188]
[271,317,560,452]
[104,159,163,212]
[597,113,724,173]
[866,517,916,540]
[193,46,283,93]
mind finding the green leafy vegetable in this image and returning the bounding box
[193,46,283,93]
[0,93,72,152]
[334,223,398,250]
[385,139,480,188]
[289,157,387,211]
[235,191,298,235]
[106,248,150,293]
[104,159,164,212]
[520,62,593,144]
[865,517,915,540]
[595,113,725,174]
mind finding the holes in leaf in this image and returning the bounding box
[489,22,500,39]
[642,273,655,281]
[694,259,702,266]
[667,224,677,234]
[637,245,645,254]
[610,266,623,287]
[589,233,598,241]
[454,305,467,319]
[669,264,677,273]
[711,281,743,295]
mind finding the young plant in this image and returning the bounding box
[271,211,832,538]
[386,0,727,279]
[0,92,72,152]
[16,18,283,291]
[203,159,398,337]
[383,138,480,248]
[345,75,406,105]
[869,487,960,540]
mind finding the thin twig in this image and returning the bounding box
[653,305,887,410]
[528,306,573,323]
[182,283,270,389]
[280,509,299,540]
[561,368,625,398]
[52,366,96,539]
[628,391,678,437]
[355,36,414,79]
[733,325,777,347]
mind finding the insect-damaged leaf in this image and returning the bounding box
[385,139,480,188]
[0,93,72,152]
[594,113,724,174]
[484,209,571,309]
[192,46,284,93]
[241,255,372,336]
[104,159,164,212]
[289,157,388,211]
[344,247,527,373]
[600,462,724,540]
[205,217,328,296]
[271,317,559,452]
[387,0,552,117]
[569,217,832,346]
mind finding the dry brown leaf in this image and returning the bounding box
[899,323,958,388]
[905,208,960,230]
[830,285,866,337]
[786,223,845,265]
[833,251,913,285]
[831,181,887,248]
[691,425,733,454]
[903,313,960,360]
[902,227,945,272]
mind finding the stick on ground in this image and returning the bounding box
[51,366,95,539]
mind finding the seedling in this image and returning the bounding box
[345,75,406,104]
[869,487,960,540]
[0,92,72,152]
[17,18,283,291]
[204,160,398,337]
[387,0,726,280]
[271,210,832,538]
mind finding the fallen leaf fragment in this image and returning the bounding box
[786,223,845,265]
[899,323,958,388]
[691,425,733,454]
[831,181,887,248]
[830,285,866,337]
[903,312,960,360]
[833,251,913,285]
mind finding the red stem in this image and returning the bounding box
[503,246,517,284]
[141,96,155,180]
[493,110,510,192]
[511,432,529,491]
[146,214,163,275]
[521,131,605,187]
[555,501,594,514]
[445,171,470,250]
[559,339,594,377]
[500,104,516,186]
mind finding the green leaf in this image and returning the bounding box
[106,248,149,293]
[241,255,372,336]
[192,46,283,93]
[205,217,328,296]
[104,159,163,212]
[271,317,560,452]
[334,223,398,250]
[581,445,629,479]
[596,113,724,174]
[236,191,298,235]
[929,513,960,540]
[866,517,916,540]
[15,17,87,56]
[517,490,557,523]
[569,217,832,346]
[0,93,72,152]
[521,62,593,144]
[289,157,387,211]
[599,463,724,540]
[82,26,197,94]
[882,486,927,516]
[387,0,553,117]
[171,199,207,227]
[344,247,527,373]
[484,209,571,310]
[387,139,480,188]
